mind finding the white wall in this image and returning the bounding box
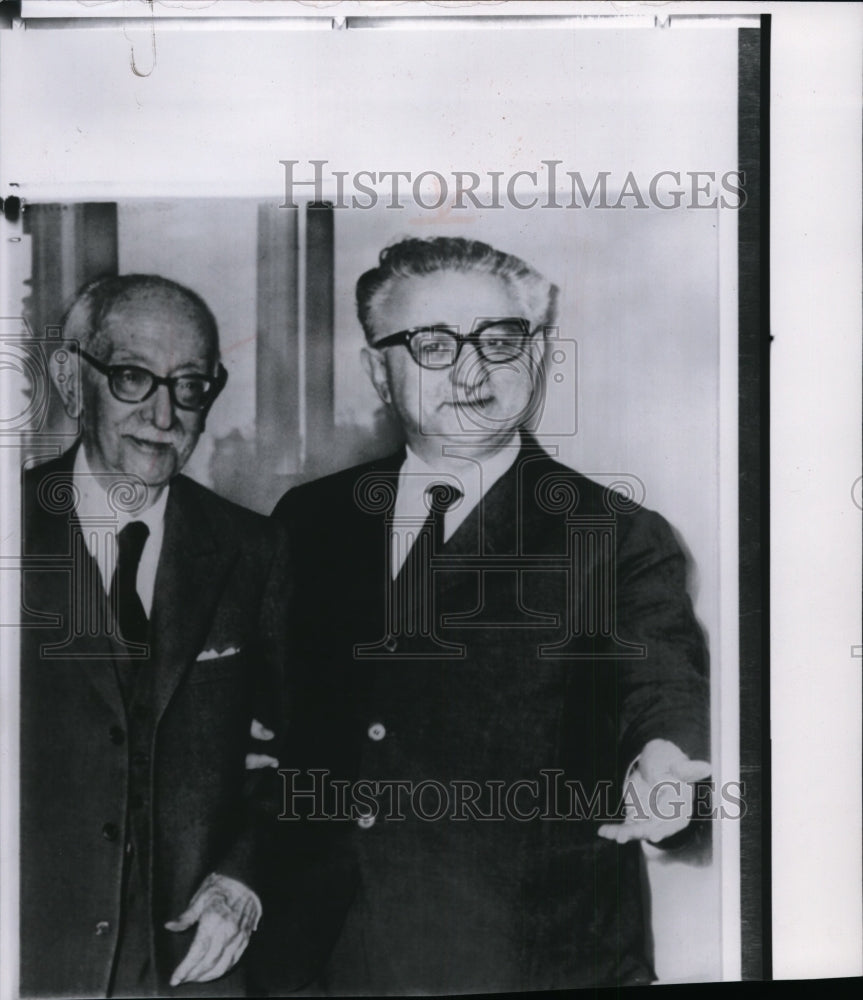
[117,200,259,485]
[1,25,738,198]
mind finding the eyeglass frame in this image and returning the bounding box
[369,316,541,370]
[75,346,228,412]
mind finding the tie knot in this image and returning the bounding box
[117,520,150,568]
[425,482,463,516]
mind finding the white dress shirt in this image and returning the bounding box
[390,435,520,578]
[73,447,168,616]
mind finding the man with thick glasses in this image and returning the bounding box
[20,274,288,998]
[74,346,228,413]
[269,237,710,994]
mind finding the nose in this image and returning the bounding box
[145,383,175,431]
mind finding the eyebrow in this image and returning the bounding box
[106,353,211,373]
[373,321,456,340]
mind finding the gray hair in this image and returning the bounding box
[356,236,558,341]
[61,273,219,360]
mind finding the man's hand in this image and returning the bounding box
[245,718,279,771]
[597,739,711,845]
[165,872,262,986]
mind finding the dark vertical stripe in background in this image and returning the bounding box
[22,202,119,449]
[305,202,336,472]
[737,17,772,982]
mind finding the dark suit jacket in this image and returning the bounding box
[19,447,290,998]
[268,435,709,995]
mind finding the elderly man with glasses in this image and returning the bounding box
[20,274,288,998]
[267,237,711,994]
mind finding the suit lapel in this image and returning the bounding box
[441,439,552,561]
[431,440,565,645]
[23,447,127,715]
[149,478,237,725]
[355,451,404,628]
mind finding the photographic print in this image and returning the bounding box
[1,3,858,997]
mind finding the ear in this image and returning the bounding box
[198,362,228,432]
[48,347,83,419]
[360,345,392,406]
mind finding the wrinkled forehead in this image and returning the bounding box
[368,270,523,339]
[97,288,218,362]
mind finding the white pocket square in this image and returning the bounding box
[196,645,240,661]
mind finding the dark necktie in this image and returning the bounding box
[391,483,463,638]
[110,520,150,648]
[427,481,463,551]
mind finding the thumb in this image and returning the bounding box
[670,757,712,782]
[164,894,205,933]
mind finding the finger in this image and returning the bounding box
[670,758,712,781]
[245,752,279,770]
[597,823,631,842]
[191,931,251,983]
[184,898,247,978]
[646,821,689,844]
[599,822,651,844]
[241,893,262,933]
[181,916,245,984]
[170,927,212,986]
[165,883,210,933]
[174,925,222,986]
[598,815,690,844]
[634,817,690,843]
[250,719,274,741]
[165,908,199,933]
[232,893,258,934]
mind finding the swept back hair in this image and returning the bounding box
[356,236,558,341]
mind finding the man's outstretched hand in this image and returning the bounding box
[597,739,711,845]
[165,872,261,986]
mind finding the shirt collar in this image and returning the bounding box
[399,432,520,509]
[73,444,169,533]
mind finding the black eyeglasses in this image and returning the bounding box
[77,348,228,411]
[371,317,536,370]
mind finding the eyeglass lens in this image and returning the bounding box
[412,320,528,369]
[109,367,212,408]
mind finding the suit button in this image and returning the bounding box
[357,814,376,830]
[94,921,110,936]
[109,726,125,745]
[368,723,386,741]
[383,636,398,653]
[101,822,119,842]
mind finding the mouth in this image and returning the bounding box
[126,435,174,454]
[446,394,495,410]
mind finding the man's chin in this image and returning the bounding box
[425,407,521,437]
[119,443,179,490]
[414,425,520,459]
